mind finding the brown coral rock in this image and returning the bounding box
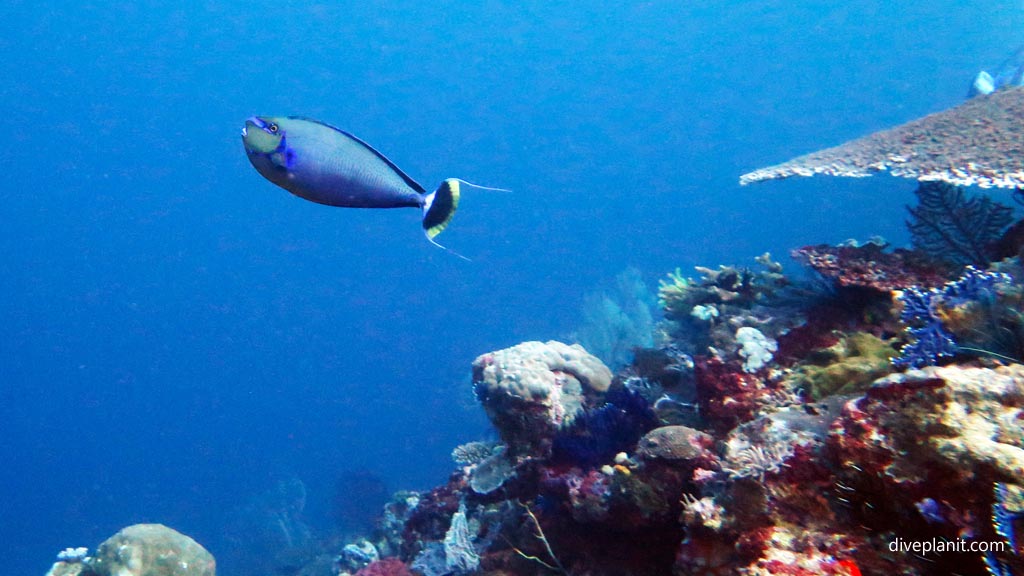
[637,425,713,462]
[89,524,215,576]
[831,363,1024,498]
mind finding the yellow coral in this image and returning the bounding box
[657,268,691,312]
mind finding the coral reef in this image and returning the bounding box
[46,232,1024,576]
[827,365,1024,574]
[740,86,1024,189]
[359,259,1022,575]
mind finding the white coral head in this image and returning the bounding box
[56,547,89,563]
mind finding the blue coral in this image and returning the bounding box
[893,286,958,369]
[984,482,1021,576]
[551,388,658,468]
[942,266,1009,306]
[993,482,1020,550]
[894,267,1010,368]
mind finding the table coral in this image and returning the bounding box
[740,87,1024,189]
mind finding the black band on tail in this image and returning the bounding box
[423,179,460,239]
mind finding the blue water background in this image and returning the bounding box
[1,1,1020,573]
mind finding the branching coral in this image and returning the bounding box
[906,181,1014,267]
[894,266,1012,368]
[658,253,786,317]
[657,254,793,360]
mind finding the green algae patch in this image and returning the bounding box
[786,332,897,399]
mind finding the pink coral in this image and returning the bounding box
[792,243,949,293]
[694,357,772,433]
[354,558,414,576]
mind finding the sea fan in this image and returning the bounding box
[551,388,658,468]
[906,182,1014,267]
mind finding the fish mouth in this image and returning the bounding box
[241,116,267,138]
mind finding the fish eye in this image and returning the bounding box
[268,123,279,133]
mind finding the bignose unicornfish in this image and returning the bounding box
[241,116,477,252]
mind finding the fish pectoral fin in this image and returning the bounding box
[269,134,293,170]
[268,148,292,169]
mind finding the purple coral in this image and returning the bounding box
[550,388,658,468]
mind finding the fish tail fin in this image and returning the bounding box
[422,178,509,260]
[422,178,460,241]
[422,179,469,260]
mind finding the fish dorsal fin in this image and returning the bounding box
[287,116,427,194]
